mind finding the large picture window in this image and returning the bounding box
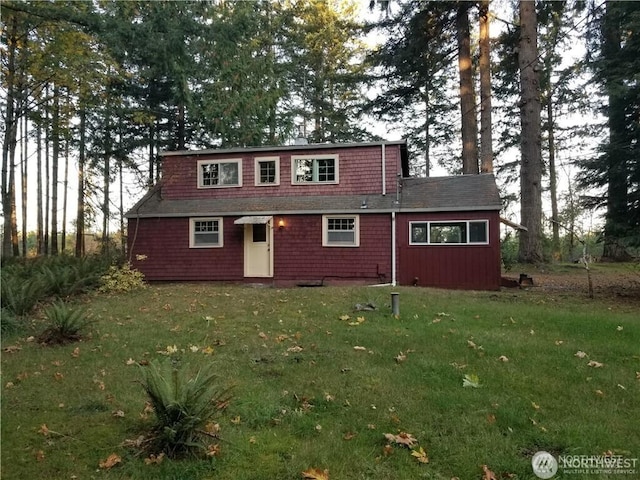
[409,220,488,245]
[198,159,242,188]
[292,155,338,184]
[190,218,223,248]
[323,215,359,247]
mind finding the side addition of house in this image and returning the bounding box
[126,141,502,290]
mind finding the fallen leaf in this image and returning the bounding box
[382,444,393,456]
[301,467,329,480]
[343,431,357,440]
[249,436,257,444]
[467,340,478,349]
[411,446,429,463]
[206,443,221,457]
[99,453,122,470]
[462,373,481,388]
[487,414,496,424]
[71,347,80,358]
[395,352,407,363]
[595,389,605,396]
[498,355,509,362]
[125,358,136,365]
[258,332,268,340]
[202,346,215,355]
[54,372,64,381]
[112,410,125,418]
[617,325,623,331]
[3,345,21,353]
[353,346,367,351]
[574,351,588,359]
[384,432,417,447]
[38,424,50,436]
[531,402,540,410]
[231,416,241,424]
[287,345,303,353]
[617,384,626,390]
[555,340,564,345]
[587,360,604,368]
[35,450,45,461]
[144,453,165,465]
[339,314,350,321]
[482,464,498,480]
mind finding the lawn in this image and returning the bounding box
[1,281,639,480]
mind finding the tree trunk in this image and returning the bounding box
[601,1,630,261]
[62,117,69,254]
[37,119,44,255]
[517,0,544,263]
[21,107,28,256]
[51,87,60,255]
[547,99,561,260]
[479,0,493,174]
[75,108,86,258]
[102,116,112,254]
[2,15,18,259]
[457,3,478,175]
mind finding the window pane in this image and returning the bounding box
[326,217,356,245]
[193,220,220,246]
[411,223,427,243]
[317,159,335,182]
[295,159,313,183]
[430,223,466,244]
[259,161,276,183]
[469,221,487,243]
[252,224,267,243]
[219,163,238,185]
[201,164,218,186]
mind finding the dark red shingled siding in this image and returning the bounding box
[160,145,401,200]
[128,217,244,281]
[273,214,392,283]
[128,214,393,284]
[396,211,501,290]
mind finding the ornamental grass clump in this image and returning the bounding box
[138,359,232,459]
[37,301,92,345]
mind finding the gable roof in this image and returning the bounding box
[126,173,501,219]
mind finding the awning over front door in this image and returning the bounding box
[234,215,272,225]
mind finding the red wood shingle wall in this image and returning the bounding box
[161,145,401,200]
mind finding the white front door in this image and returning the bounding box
[244,220,273,277]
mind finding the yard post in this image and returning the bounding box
[391,292,400,316]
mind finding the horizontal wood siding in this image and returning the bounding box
[128,217,244,281]
[274,214,392,283]
[161,145,401,200]
[397,211,501,290]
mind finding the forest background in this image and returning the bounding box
[1,0,639,264]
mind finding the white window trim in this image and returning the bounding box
[190,217,224,248]
[197,159,243,188]
[254,156,280,186]
[291,154,339,185]
[322,214,360,247]
[409,220,489,245]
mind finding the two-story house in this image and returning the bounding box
[126,140,502,290]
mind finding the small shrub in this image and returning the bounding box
[138,360,232,458]
[99,263,146,294]
[37,301,92,345]
[0,308,23,336]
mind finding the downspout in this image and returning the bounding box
[381,143,386,196]
[391,211,397,286]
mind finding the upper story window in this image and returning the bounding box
[409,220,489,245]
[255,156,280,186]
[197,159,242,188]
[323,215,359,247]
[190,217,223,248]
[292,155,339,184]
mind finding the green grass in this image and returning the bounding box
[1,284,638,480]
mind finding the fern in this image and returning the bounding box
[139,360,231,458]
[37,301,92,345]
